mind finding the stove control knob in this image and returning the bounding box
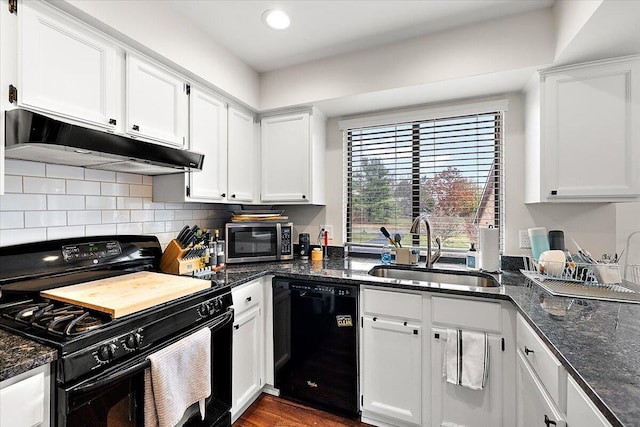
[124,333,142,350]
[198,303,212,317]
[212,297,222,311]
[97,343,117,362]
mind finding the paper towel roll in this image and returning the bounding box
[479,227,500,272]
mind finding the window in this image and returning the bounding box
[345,110,503,254]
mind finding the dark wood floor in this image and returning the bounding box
[233,394,372,427]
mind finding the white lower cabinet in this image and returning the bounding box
[430,327,503,427]
[231,278,265,422]
[566,376,611,427]
[516,350,566,427]
[360,288,423,426]
[361,316,422,426]
[0,363,51,427]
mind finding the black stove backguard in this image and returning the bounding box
[0,235,233,427]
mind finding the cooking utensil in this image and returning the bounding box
[380,227,398,247]
[176,225,191,247]
[394,233,402,248]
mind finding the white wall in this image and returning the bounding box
[52,0,261,110]
[0,160,232,247]
[259,8,555,111]
[288,92,618,259]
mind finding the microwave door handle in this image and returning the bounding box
[276,223,282,260]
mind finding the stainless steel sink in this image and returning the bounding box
[367,265,500,288]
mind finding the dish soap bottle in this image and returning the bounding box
[466,243,478,270]
[381,244,392,265]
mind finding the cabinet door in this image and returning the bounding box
[189,87,228,201]
[0,364,50,427]
[566,376,611,427]
[543,58,640,199]
[231,305,263,420]
[431,327,503,427]
[126,54,188,147]
[361,316,422,425]
[260,113,310,202]
[228,107,257,203]
[20,1,118,129]
[516,350,566,427]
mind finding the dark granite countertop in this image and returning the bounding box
[0,329,57,382]
[1,257,637,426]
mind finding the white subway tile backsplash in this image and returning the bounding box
[0,161,233,247]
[143,222,165,234]
[25,211,67,228]
[68,211,102,226]
[102,210,131,224]
[116,172,143,184]
[47,226,85,240]
[85,224,117,236]
[23,177,66,194]
[101,183,129,196]
[4,176,22,193]
[130,184,152,198]
[1,228,47,246]
[48,195,85,210]
[85,169,116,182]
[117,197,142,210]
[154,210,174,221]
[86,196,117,210]
[5,160,46,177]
[0,212,24,229]
[46,164,84,180]
[131,210,154,222]
[67,180,101,195]
[0,194,47,211]
[117,222,143,234]
[175,210,193,220]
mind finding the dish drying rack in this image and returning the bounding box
[520,231,640,304]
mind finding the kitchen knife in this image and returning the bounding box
[176,225,190,247]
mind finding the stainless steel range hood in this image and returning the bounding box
[4,109,204,175]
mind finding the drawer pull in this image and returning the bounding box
[544,415,556,426]
[246,296,252,303]
[524,346,535,355]
[234,324,239,330]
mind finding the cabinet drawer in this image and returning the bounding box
[517,314,567,408]
[432,296,501,332]
[362,288,422,321]
[232,280,263,315]
[566,376,612,427]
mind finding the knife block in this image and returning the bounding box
[160,239,203,275]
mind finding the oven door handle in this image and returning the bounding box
[71,309,234,394]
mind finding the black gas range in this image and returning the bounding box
[0,235,233,427]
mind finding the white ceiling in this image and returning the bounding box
[167,0,554,73]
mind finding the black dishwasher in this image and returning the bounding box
[273,278,358,416]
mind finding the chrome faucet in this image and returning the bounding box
[409,214,441,268]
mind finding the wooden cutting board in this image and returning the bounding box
[41,271,211,318]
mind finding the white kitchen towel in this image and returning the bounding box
[444,329,489,390]
[144,327,211,427]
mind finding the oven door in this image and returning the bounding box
[58,309,233,427]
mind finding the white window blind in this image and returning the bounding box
[345,111,503,253]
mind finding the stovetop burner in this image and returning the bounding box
[2,300,111,337]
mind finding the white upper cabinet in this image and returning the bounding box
[152,86,228,203]
[260,109,326,204]
[228,107,257,203]
[189,86,228,201]
[126,54,188,147]
[19,1,119,130]
[526,55,640,203]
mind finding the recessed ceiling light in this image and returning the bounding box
[262,9,290,30]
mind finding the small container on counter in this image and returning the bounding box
[466,243,478,270]
[216,240,225,267]
[311,247,323,261]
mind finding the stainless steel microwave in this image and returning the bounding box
[225,222,294,263]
